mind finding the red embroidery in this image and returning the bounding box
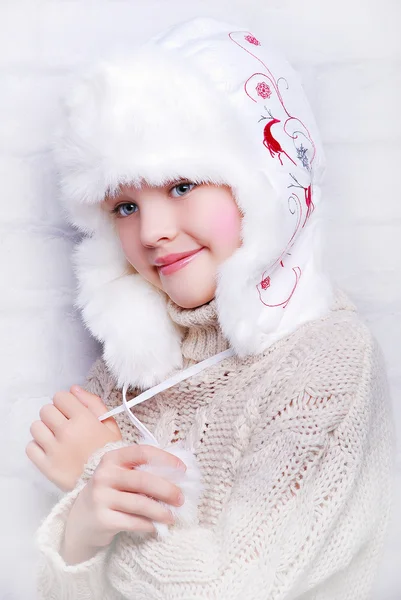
[256,81,272,99]
[231,35,290,112]
[304,185,313,222]
[228,31,316,314]
[257,266,302,309]
[244,72,276,104]
[230,33,317,171]
[259,193,302,285]
[245,35,261,45]
[260,112,296,167]
[261,276,271,290]
[288,174,314,226]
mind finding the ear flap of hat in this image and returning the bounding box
[216,212,334,355]
[73,226,183,390]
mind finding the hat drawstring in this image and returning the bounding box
[98,348,235,445]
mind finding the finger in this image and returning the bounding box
[107,443,187,473]
[30,420,55,452]
[108,489,174,525]
[39,403,68,435]
[70,386,121,436]
[108,510,156,535]
[25,439,48,473]
[71,386,110,418]
[53,391,85,419]
[111,467,184,508]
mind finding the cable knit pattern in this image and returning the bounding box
[35,291,395,599]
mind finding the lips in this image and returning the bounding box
[155,248,204,276]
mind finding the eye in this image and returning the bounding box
[170,182,196,197]
[112,202,138,218]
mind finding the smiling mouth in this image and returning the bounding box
[156,248,205,276]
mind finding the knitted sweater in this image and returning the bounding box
[35,291,394,600]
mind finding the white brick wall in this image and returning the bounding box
[0,1,399,597]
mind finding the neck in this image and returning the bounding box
[166,297,229,363]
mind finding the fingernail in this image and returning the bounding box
[177,492,185,506]
[71,385,83,395]
[178,461,187,472]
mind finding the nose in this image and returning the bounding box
[139,199,178,247]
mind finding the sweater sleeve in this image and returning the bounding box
[35,439,132,600]
[35,359,133,599]
[106,337,394,599]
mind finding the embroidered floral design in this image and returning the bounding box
[245,34,261,45]
[256,81,272,99]
[261,276,271,290]
[229,30,317,311]
[258,265,302,308]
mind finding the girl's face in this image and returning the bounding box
[103,181,242,308]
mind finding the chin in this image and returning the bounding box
[165,281,216,309]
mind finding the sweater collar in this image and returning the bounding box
[166,287,354,366]
[166,297,230,363]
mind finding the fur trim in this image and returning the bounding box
[54,45,256,233]
[73,225,183,389]
[54,17,334,387]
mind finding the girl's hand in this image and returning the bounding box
[26,386,122,492]
[61,444,187,564]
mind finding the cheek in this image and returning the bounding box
[117,223,145,268]
[208,204,242,251]
[117,225,160,286]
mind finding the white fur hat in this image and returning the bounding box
[54,17,333,390]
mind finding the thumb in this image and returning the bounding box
[70,386,121,435]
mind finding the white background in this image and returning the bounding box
[0,1,399,598]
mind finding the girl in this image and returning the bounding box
[27,16,394,600]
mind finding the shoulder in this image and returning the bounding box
[264,305,381,394]
[293,307,379,381]
[291,310,384,403]
[255,307,387,436]
[297,307,383,384]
